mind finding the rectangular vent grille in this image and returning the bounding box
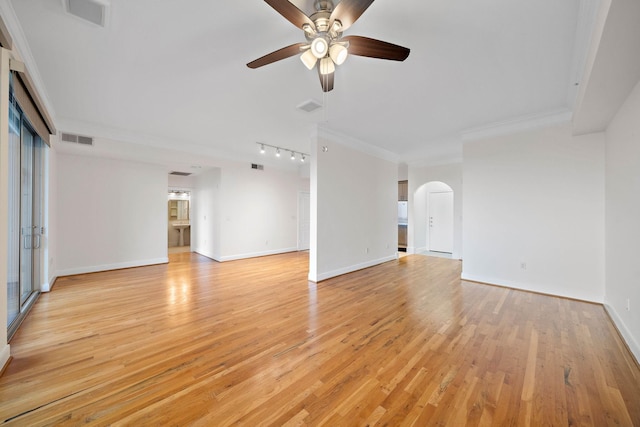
[63,0,109,27]
[297,99,323,113]
[61,132,94,146]
[169,171,192,176]
[251,163,264,170]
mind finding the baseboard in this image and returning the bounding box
[216,247,298,262]
[604,304,640,367]
[192,249,221,262]
[460,272,602,304]
[0,345,10,377]
[56,257,169,277]
[311,255,397,282]
[41,275,57,293]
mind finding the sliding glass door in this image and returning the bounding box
[7,87,43,338]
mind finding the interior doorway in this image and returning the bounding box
[168,189,191,254]
[413,181,454,257]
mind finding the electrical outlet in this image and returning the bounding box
[365,248,369,254]
[627,298,631,311]
[520,262,527,270]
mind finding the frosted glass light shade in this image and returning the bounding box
[300,49,318,70]
[319,57,335,75]
[311,37,328,59]
[329,44,348,65]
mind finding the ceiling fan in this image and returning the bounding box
[247,0,410,92]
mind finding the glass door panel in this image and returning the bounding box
[6,90,42,336]
[20,124,35,306]
[6,101,21,326]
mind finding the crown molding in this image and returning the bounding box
[314,124,399,163]
[0,0,57,122]
[461,108,573,143]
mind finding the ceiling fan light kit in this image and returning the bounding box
[329,43,348,65]
[300,49,318,70]
[311,37,329,58]
[247,0,410,92]
[319,57,335,75]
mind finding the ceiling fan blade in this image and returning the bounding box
[342,35,410,61]
[247,43,307,69]
[318,68,334,92]
[264,0,316,30]
[329,0,375,31]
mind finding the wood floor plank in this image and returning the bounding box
[0,252,639,425]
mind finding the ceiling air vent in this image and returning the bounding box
[62,0,110,27]
[251,163,264,171]
[60,132,94,146]
[297,99,323,113]
[169,171,192,176]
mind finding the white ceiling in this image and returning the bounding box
[6,0,593,171]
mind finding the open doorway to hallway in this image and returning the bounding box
[168,189,191,254]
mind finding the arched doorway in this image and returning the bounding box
[414,181,454,256]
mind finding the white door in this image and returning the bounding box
[298,192,310,251]
[428,191,453,253]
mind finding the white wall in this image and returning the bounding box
[192,168,221,260]
[168,174,195,189]
[310,128,397,282]
[604,79,640,361]
[462,122,605,302]
[408,163,463,259]
[56,153,168,275]
[192,162,308,262]
[43,142,58,291]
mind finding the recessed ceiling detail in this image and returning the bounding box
[62,0,110,27]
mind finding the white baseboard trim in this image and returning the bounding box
[194,247,298,263]
[1,344,10,373]
[217,247,298,262]
[193,249,221,262]
[41,275,57,292]
[416,246,428,253]
[460,272,601,304]
[56,257,169,277]
[604,304,640,365]
[311,255,397,282]
[406,246,416,254]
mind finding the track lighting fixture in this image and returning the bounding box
[256,142,310,163]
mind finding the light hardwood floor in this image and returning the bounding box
[1,252,639,426]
